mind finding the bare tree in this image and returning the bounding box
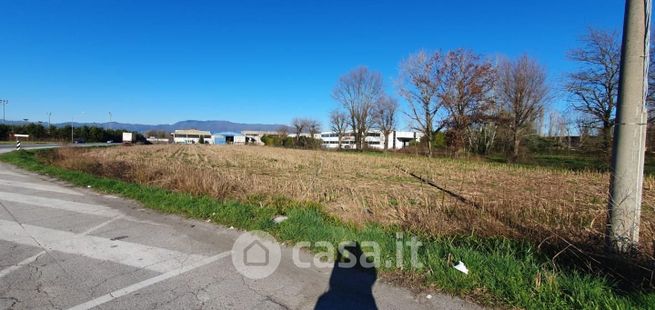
[565,29,621,152]
[374,95,399,151]
[291,117,308,141]
[332,67,384,150]
[398,50,443,157]
[277,126,289,138]
[497,55,549,161]
[329,109,348,149]
[307,118,321,139]
[440,49,495,153]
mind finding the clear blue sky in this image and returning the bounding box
[0,0,630,128]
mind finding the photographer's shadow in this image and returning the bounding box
[314,242,378,310]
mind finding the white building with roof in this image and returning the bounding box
[172,129,212,144]
[320,130,422,150]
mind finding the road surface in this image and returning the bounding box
[0,153,482,309]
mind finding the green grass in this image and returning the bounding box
[1,149,654,309]
[487,152,655,176]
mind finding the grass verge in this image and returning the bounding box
[1,150,653,309]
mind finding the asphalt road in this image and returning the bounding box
[0,151,482,309]
[0,143,115,154]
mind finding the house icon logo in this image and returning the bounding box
[232,230,281,279]
[243,240,269,266]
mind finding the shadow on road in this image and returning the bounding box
[314,242,378,310]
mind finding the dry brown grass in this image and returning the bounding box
[45,145,655,256]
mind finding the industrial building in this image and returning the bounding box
[213,132,246,145]
[320,130,422,150]
[172,129,246,145]
[241,130,278,145]
[172,129,212,144]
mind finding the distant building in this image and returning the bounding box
[172,129,212,144]
[320,130,422,150]
[146,137,170,144]
[241,130,279,145]
[213,132,246,145]
[288,133,322,139]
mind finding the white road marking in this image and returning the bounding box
[0,219,208,273]
[0,192,121,218]
[0,216,124,279]
[0,170,28,178]
[67,251,232,310]
[0,250,46,279]
[80,216,124,235]
[0,179,83,196]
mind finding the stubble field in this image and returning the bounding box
[42,144,655,257]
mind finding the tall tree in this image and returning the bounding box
[565,29,621,152]
[332,67,384,150]
[398,50,443,157]
[439,49,495,153]
[329,109,348,149]
[374,95,399,150]
[291,117,308,142]
[497,55,550,161]
[307,118,321,139]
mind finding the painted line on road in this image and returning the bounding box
[0,219,209,273]
[0,179,83,196]
[0,216,124,279]
[0,191,121,218]
[0,170,29,178]
[0,250,46,279]
[67,250,232,310]
[80,215,124,235]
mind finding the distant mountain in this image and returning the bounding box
[9,119,291,134]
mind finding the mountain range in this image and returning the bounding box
[6,120,290,133]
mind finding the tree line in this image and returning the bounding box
[0,123,129,143]
[316,28,655,161]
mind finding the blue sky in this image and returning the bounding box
[0,0,630,128]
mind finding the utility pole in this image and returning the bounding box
[47,112,52,135]
[71,116,74,143]
[1,99,7,124]
[607,0,652,254]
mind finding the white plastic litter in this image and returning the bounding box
[87,185,92,188]
[273,216,288,224]
[453,261,469,274]
[426,294,433,299]
[229,226,235,230]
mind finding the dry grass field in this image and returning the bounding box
[44,145,655,256]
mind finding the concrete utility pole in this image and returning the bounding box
[607,0,652,254]
[1,99,7,124]
[71,116,75,143]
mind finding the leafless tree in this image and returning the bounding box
[332,66,384,150]
[397,50,443,157]
[439,49,495,153]
[497,55,550,161]
[307,118,321,139]
[565,29,621,152]
[374,95,399,151]
[291,117,308,141]
[329,109,348,149]
[277,126,289,137]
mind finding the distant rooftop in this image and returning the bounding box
[173,129,211,136]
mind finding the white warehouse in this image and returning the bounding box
[320,130,423,150]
